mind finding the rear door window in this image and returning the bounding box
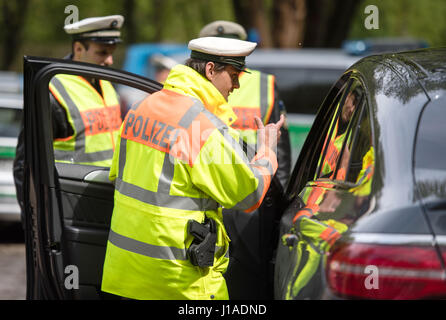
[315,80,366,182]
[345,102,373,185]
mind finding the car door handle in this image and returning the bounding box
[83,170,112,184]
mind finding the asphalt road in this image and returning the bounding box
[0,222,26,300]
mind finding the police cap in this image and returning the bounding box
[199,20,247,41]
[188,37,256,71]
[64,15,124,44]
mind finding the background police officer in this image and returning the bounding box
[13,15,124,221]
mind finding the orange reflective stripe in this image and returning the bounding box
[319,227,341,246]
[49,85,65,112]
[336,167,346,180]
[308,187,324,204]
[319,227,334,241]
[243,165,271,213]
[325,140,339,171]
[328,232,341,246]
[262,75,275,124]
[307,202,320,214]
[292,209,313,224]
[54,135,74,142]
[241,145,277,212]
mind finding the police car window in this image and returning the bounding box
[49,73,149,167]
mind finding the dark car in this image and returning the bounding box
[22,47,446,300]
[275,47,446,300]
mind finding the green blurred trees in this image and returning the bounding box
[348,0,446,47]
[0,0,30,70]
[1,0,445,72]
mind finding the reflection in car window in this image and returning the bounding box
[345,101,373,184]
[315,80,365,181]
[314,83,350,180]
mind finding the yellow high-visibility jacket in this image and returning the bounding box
[49,74,121,166]
[101,64,278,300]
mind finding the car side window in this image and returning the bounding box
[314,80,365,181]
[345,99,373,185]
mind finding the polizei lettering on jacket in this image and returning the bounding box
[121,108,215,165]
[123,111,177,150]
[81,105,121,135]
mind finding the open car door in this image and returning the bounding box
[22,56,162,299]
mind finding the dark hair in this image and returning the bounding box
[185,58,226,78]
[71,39,90,54]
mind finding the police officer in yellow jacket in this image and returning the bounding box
[198,20,291,299]
[13,15,124,222]
[50,15,124,166]
[101,36,285,300]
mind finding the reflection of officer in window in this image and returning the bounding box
[13,15,124,220]
[321,89,360,180]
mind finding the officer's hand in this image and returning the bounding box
[255,114,285,150]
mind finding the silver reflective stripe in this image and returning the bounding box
[118,138,127,180]
[354,166,373,185]
[215,245,229,259]
[252,158,274,176]
[108,229,187,260]
[50,76,84,135]
[178,99,203,128]
[51,76,114,163]
[115,177,218,211]
[54,148,113,163]
[230,167,266,211]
